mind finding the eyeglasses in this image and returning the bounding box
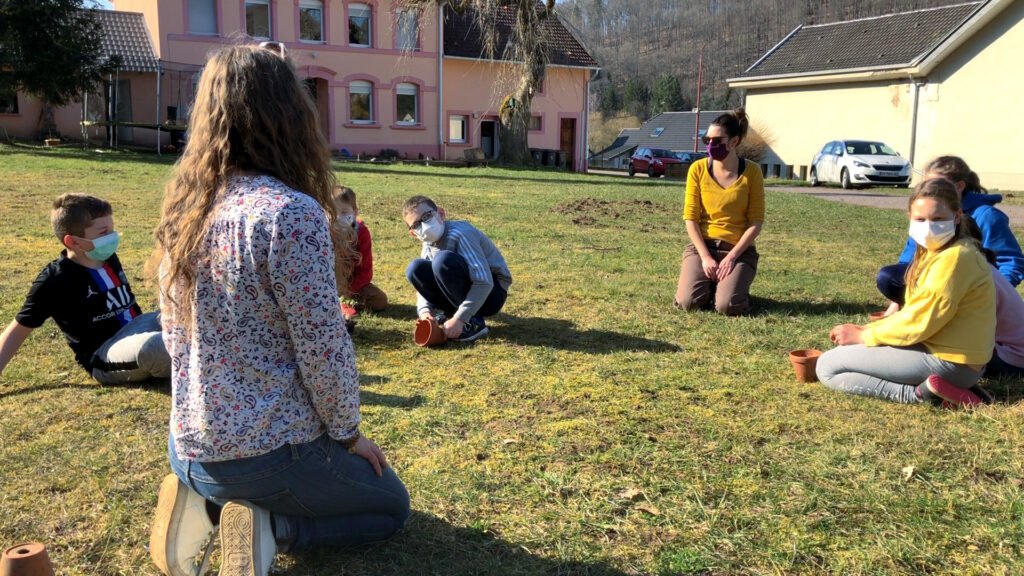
[701,136,729,145]
[407,209,435,230]
[258,41,287,57]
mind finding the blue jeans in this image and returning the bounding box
[406,250,507,318]
[168,434,409,551]
[876,263,909,305]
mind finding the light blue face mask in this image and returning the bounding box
[84,231,120,262]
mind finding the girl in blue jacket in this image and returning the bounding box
[876,155,1024,316]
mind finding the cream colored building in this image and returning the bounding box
[728,0,1023,190]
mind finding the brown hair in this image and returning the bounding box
[332,186,357,213]
[904,178,976,289]
[402,195,437,217]
[151,45,354,320]
[710,108,749,143]
[925,156,986,194]
[51,194,112,241]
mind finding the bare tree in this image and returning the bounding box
[399,0,555,166]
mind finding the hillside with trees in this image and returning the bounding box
[561,0,973,149]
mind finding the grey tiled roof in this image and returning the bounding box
[738,2,982,79]
[444,4,599,68]
[593,128,640,159]
[632,110,730,152]
[92,9,159,73]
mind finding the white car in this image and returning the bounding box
[809,140,912,189]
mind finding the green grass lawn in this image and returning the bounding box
[1,144,1023,575]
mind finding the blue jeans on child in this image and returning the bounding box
[985,349,1024,378]
[406,250,507,317]
[168,433,410,551]
[876,263,909,305]
[91,311,171,384]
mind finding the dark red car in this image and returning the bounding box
[628,147,683,178]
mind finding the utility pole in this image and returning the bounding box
[693,46,703,152]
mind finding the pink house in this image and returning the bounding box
[1,1,598,171]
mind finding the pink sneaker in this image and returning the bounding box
[340,303,359,320]
[923,375,984,408]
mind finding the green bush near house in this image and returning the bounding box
[1,144,1023,575]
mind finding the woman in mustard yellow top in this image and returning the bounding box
[817,178,995,407]
[674,108,765,315]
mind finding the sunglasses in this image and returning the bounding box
[701,136,729,145]
[258,41,287,57]
[407,209,435,230]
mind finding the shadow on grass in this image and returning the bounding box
[284,511,630,575]
[0,144,178,166]
[981,376,1024,404]
[751,296,878,317]
[497,315,682,354]
[337,163,664,188]
[0,377,171,400]
[373,303,419,321]
[360,391,424,410]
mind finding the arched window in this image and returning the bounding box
[348,3,371,47]
[350,80,373,122]
[395,83,418,124]
[395,9,418,51]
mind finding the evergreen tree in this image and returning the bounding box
[0,0,108,108]
[599,82,621,116]
[651,74,685,115]
[623,78,650,119]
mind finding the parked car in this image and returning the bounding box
[629,147,682,177]
[809,140,912,189]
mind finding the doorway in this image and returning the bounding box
[480,120,499,159]
[114,79,133,145]
[560,117,576,170]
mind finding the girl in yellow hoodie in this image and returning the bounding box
[816,178,995,407]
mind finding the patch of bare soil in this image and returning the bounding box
[553,198,664,227]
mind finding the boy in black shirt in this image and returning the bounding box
[0,194,170,384]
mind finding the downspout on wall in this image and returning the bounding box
[437,5,444,161]
[909,77,926,171]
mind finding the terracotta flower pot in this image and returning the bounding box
[868,311,887,322]
[414,318,447,347]
[789,349,823,383]
[0,543,55,576]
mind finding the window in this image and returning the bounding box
[449,115,467,143]
[349,3,371,47]
[350,81,372,122]
[395,9,418,51]
[395,83,418,124]
[299,0,323,42]
[529,115,542,131]
[188,0,217,35]
[246,0,271,39]
[0,87,17,114]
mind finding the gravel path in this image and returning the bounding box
[770,186,1024,225]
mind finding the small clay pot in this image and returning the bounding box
[789,349,823,383]
[0,543,55,576]
[414,318,447,347]
[868,311,887,322]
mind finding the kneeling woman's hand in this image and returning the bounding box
[829,323,864,346]
[350,435,390,477]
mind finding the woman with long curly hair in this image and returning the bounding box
[148,45,408,576]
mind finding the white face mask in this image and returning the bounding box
[338,213,356,228]
[414,214,445,244]
[909,219,956,251]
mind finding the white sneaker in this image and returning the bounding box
[150,474,216,576]
[219,500,276,576]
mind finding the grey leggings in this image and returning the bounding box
[90,311,171,384]
[816,344,982,404]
